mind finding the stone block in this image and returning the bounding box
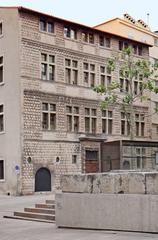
[146,173,158,194]
[61,174,93,193]
[128,172,145,194]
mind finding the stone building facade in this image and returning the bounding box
[0,7,158,195]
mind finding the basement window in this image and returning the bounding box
[0,22,2,36]
[0,160,4,180]
[0,56,3,83]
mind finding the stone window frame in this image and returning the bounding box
[83,62,96,88]
[118,40,143,56]
[100,65,112,87]
[84,107,97,134]
[99,35,111,48]
[64,26,77,40]
[102,109,113,134]
[72,155,77,164]
[40,53,56,81]
[135,113,145,137]
[0,159,5,181]
[0,104,4,133]
[135,147,146,169]
[42,102,56,131]
[0,56,4,85]
[66,105,80,133]
[119,69,143,95]
[82,32,95,45]
[121,112,131,136]
[39,18,55,34]
[65,58,78,85]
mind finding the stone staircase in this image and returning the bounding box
[4,200,55,223]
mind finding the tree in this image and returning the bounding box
[94,46,158,140]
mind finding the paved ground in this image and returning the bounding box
[1,194,158,240]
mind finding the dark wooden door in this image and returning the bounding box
[85,150,99,173]
[35,168,51,192]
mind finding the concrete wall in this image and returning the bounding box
[56,172,158,232]
[56,193,158,232]
[0,8,21,195]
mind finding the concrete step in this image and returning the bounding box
[14,211,55,221]
[24,207,55,215]
[35,203,55,209]
[3,215,55,223]
[45,200,55,204]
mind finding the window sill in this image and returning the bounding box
[0,131,5,135]
[40,79,55,83]
[0,179,5,182]
[99,45,111,50]
[39,30,56,37]
[64,37,78,43]
[0,82,4,86]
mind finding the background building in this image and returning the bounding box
[0,7,158,195]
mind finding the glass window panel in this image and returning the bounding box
[99,36,104,46]
[0,66,3,83]
[42,103,48,111]
[41,53,47,62]
[42,112,48,129]
[50,113,56,130]
[50,104,56,111]
[82,32,88,42]
[102,119,107,133]
[72,70,78,84]
[89,33,94,44]
[48,22,54,33]
[65,68,71,84]
[0,160,4,179]
[65,59,71,67]
[66,106,72,113]
[40,19,47,31]
[83,63,88,70]
[85,117,90,132]
[72,60,78,68]
[67,115,72,131]
[49,65,55,81]
[41,63,47,80]
[49,55,55,63]
[74,116,79,132]
[92,118,96,133]
[85,108,90,115]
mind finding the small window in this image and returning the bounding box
[0,22,2,35]
[40,19,47,31]
[0,160,4,179]
[0,104,4,132]
[40,19,54,33]
[72,155,77,164]
[0,56,3,83]
[64,26,77,40]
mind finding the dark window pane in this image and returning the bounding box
[48,22,54,33]
[0,160,4,179]
[40,19,47,31]
[86,150,98,160]
[50,113,56,130]
[41,63,47,80]
[0,66,3,83]
[85,117,90,132]
[49,65,55,81]
[42,112,48,129]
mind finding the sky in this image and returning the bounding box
[0,0,158,31]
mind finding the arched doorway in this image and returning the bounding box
[35,167,51,192]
